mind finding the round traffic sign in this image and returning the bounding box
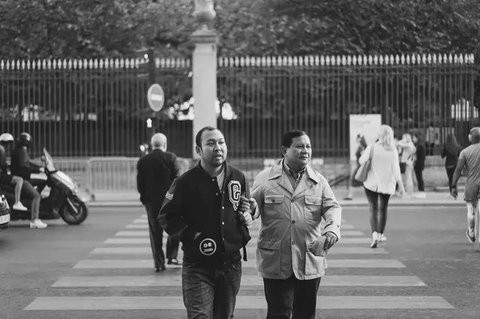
[147,83,165,112]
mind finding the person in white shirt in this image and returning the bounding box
[359,125,405,248]
[397,133,416,198]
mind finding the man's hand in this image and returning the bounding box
[238,196,253,227]
[451,185,458,200]
[239,211,253,227]
[238,196,251,213]
[323,232,338,250]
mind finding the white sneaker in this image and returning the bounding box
[370,231,379,248]
[414,192,426,199]
[30,219,47,229]
[13,202,28,211]
[378,233,387,242]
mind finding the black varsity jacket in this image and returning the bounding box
[158,162,251,265]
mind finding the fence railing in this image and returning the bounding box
[0,54,477,161]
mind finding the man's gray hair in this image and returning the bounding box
[151,133,167,151]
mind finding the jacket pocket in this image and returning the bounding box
[263,194,284,219]
[257,238,282,276]
[305,241,327,276]
[304,195,322,220]
[265,195,284,204]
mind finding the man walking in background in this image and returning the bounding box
[451,127,480,244]
[137,133,181,272]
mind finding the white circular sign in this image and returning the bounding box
[147,83,165,112]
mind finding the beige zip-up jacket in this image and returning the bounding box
[251,160,342,280]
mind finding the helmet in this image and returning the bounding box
[0,133,14,144]
[18,132,32,147]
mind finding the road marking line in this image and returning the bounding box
[115,231,149,237]
[105,238,150,244]
[73,258,404,269]
[25,296,454,310]
[90,246,387,255]
[52,275,426,287]
[106,237,370,245]
[125,224,148,229]
[115,229,364,238]
[337,237,371,244]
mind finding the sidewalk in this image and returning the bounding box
[87,187,465,208]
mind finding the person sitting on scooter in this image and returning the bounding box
[0,133,28,212]
[11,132,47,229]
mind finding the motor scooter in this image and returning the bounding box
[3,148,89,225]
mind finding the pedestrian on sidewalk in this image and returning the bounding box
[158,127,254,319]
[397,133,416,198]
[412,133,426,198]
[441,133,462,194]
[360,125,405,248]
[250,130,341,319]
[451,127,480,244]
[136,133,181,272]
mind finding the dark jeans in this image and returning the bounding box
[414,165,424,192]
[364,187,391,234]
[446,166,456,192]
[263,275,321,319]
[144,203,179,269]
[182,260,242,319]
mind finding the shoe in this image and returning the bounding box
[13,202,28,211]
[370,231,379,248]
[167,259,182,266]
[414,192,426,199]
[379,233,387,242]
[466,228,476,243]
[155,265,166,272]
[30,219,47,229]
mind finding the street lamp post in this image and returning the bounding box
[192,0,217,157]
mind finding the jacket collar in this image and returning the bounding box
[195,161,231,180]
[268,159,320,195]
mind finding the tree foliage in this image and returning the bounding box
[0,0,479,58]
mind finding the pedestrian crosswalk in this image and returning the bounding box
[24,213,454,316]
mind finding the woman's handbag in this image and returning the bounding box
[354,145,374,183]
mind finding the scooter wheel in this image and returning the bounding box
[60,196,88,225]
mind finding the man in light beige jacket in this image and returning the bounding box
[251,129,341,319]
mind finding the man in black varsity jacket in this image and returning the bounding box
[158,126,255,319]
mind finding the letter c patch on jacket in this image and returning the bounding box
[228,180,241,210]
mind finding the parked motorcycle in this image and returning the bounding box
[3,148,88,225]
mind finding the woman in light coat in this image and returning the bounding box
[359,125,405,248]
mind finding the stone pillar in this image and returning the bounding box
[191,0,217,157]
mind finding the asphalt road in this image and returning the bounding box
[0,205,479,319]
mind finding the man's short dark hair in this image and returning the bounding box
[281,130,308,148]
[195,126,218,147]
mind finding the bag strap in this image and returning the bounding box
[369,144,375,159]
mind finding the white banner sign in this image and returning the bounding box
[349,114,382,161]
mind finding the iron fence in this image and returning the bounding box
[0,54,477,161]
